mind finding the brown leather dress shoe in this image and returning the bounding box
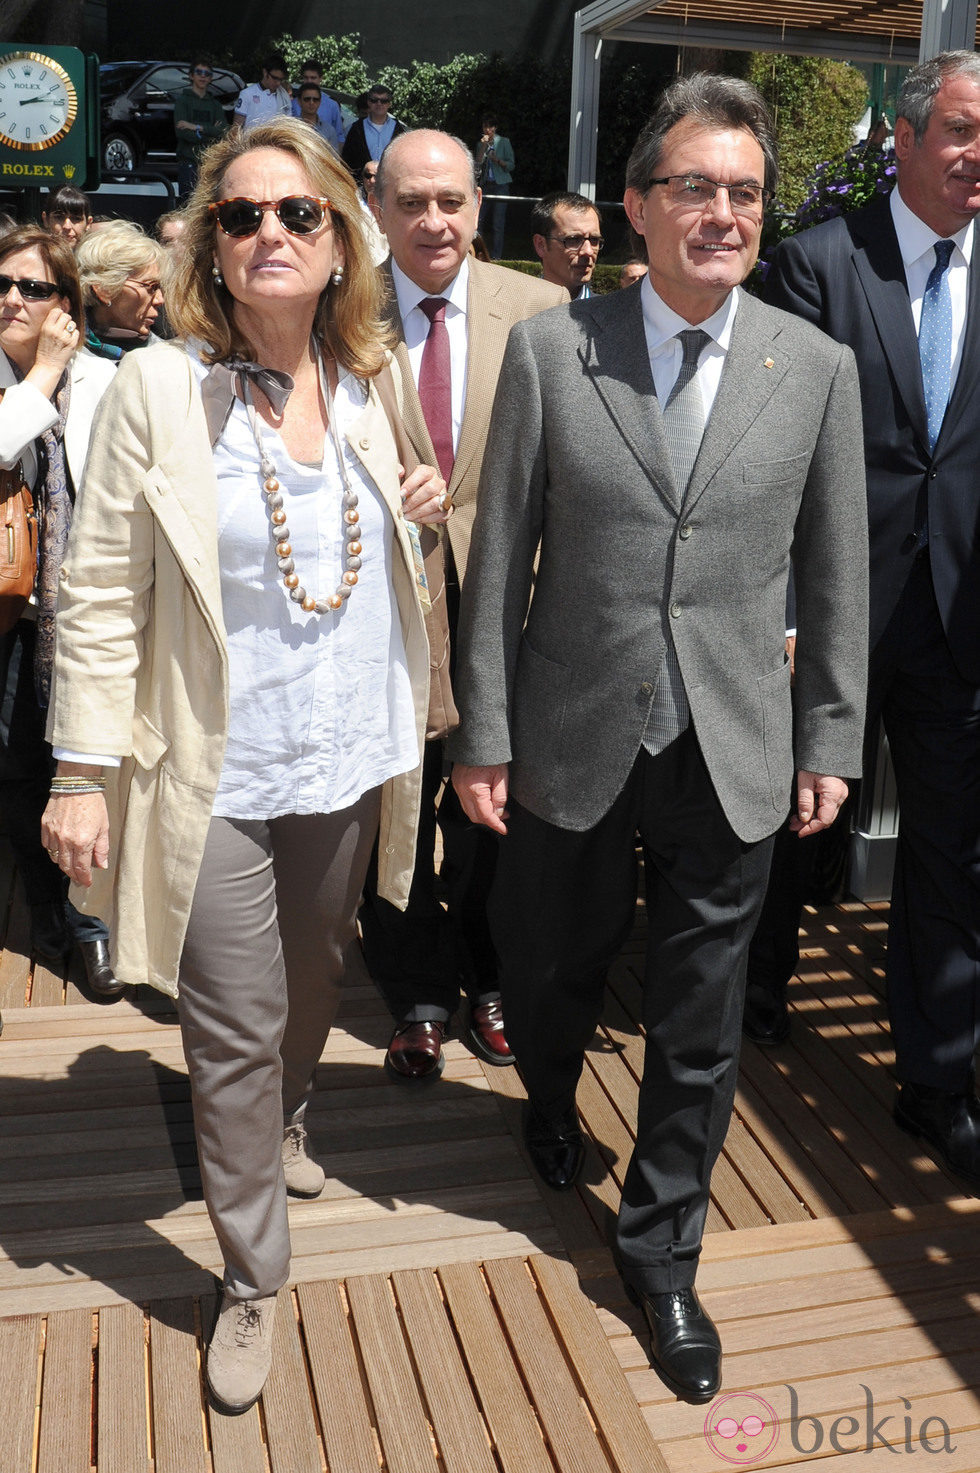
[467,999,515,1066]
[384,1020,446,1081]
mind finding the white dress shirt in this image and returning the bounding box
[891,185,973,393]
[391,255,469,452]
[639,273,738,420]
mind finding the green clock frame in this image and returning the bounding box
[0,46,99,192]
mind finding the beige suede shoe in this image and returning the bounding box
[281,1124,326,1198]
[207,1291,276,1413]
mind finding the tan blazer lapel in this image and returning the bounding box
[451,261,513,501]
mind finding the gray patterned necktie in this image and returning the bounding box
[643,329,709,756]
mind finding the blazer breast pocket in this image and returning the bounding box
[742,453,809,488]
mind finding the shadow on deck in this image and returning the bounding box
[0,840,977,1471]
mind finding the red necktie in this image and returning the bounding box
[417,296,454,483]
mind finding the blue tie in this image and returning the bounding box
[919,239,955,451]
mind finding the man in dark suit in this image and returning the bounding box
[357,129,566,1081]
[450,75,867,1402]
[751,50,980,1189]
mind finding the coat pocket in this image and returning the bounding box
[131,707,170,770]
[757,660,793,810]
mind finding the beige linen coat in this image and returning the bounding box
[47,343,429,997]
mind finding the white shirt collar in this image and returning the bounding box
[639,275,738,354]
[891,185,974,266]
[390,254,470,320]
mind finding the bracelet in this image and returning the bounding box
[50,775,106,793]
[49,786,105,796]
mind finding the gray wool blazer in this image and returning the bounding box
[447,284,869,843]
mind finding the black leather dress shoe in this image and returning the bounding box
[742,981,790,1045]
[384,1020,446,1081]
[78,939,126,999]
[30,901,72,963]
[523,1105,585,1191]
[894,1082,980,1190]
[627,1285,721,1403]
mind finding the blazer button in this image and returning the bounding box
[640,681,654,696]
[670,601,682,618]
[359,437,370,450]
[678,523,693,540]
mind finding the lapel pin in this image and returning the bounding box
[764,356,775,369]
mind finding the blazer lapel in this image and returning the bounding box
[681,290,788,518]
[576,290,681,514]
[451,260,511,496]
[849,202,928,443]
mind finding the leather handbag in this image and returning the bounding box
[373,364,460,741]
[0,461,36,635]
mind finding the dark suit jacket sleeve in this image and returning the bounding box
[446,320,545,767]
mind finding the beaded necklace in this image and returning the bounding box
[242,350,362,613]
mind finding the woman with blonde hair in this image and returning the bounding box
[75,220,166,358]
[42,118,447,1412]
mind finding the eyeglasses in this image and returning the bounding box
[646,174,771,215]
[48,209,86,223]
[0,274,61,301]
[125,276,162,296]
[369,96,391,106]
[210,195,333,238]
[193,68,213,78]
[549,232,604,252]
[266,73,287,86]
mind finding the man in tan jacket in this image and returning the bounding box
[359,128,567,1080]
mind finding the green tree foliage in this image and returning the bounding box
[747,53,869,211]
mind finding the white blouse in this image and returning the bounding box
[187,349,418,821]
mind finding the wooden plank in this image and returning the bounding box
[30,959,66,1008]
[346,1270,439,1473]
[484,1256,614,1473]
[262,1287,322,1473]
[0,1313,41,1473]
[200,1293,268,1473]
[393,1267,498,1473]
[96,1302,149,1473]
[297,1279,381,1473]
[148,1297,207,1473]
[531,1255,670,1473]
[438,1260,556,1473]
[37,1307,92,1473]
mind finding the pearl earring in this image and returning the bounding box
[212,263,224,287]
[331,266,344,285]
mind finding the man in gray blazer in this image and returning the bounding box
[357,129,566,1081]
[450,75,868,1403]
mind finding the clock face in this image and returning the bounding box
[0,51,78,151]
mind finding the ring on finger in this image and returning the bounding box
[47,847,59,859]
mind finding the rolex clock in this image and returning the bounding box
[0,46,98,189]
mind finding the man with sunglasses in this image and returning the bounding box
[230,51,292,138]
[531,191,603,299]
[174,58,228,199]
[290,59,346,152]
[341,86,405,178]
[450,75,866,1403]
[41,186,91,250]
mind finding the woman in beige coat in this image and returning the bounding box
[41,119,446,1413]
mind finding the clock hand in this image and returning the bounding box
[19,87,62,106]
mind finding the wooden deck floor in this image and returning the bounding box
[1,841,978,1471]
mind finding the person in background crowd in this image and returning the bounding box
[231,51,291,137]
[532,191,604,299]
[290,58,346,151]
[450,73,866,1404]
[76,223,167,361]
[0,227,119,997]
[0,212,16,240]
[620,258,648,288]
[357,158,388,265]
[341,85,405,175]
[155,209,188,256]
[296,83,331,143]
[475,114,515,260]
[174,57,228,200]
[357,129,566,1081]
[42,186,92,250]
[40,116,445,1415]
